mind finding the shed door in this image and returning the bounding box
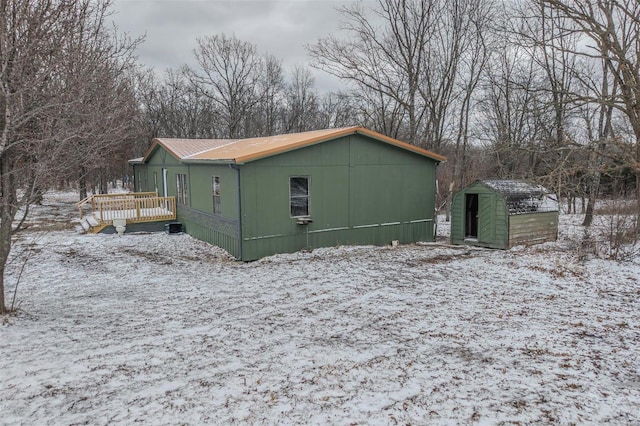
[478,194,495,243]
[465,194,479,238]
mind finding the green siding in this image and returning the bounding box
[240,135,438,260]
[140,146,242,258]
[495,198,508,246]
[132,164,147,192]
[451,181,557,249]
[450,191,465,243]
[187,164,239,218]
[138,134,441,261]
[174,163,241,257]
[451,182,507,248]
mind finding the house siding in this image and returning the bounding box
[239,134,438,260]
[178,164,241,258]
[140,147,243,257]
[137,132,441,261]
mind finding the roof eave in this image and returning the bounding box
[128,157,144,165]
[182,158,236,165]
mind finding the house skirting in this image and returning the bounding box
[177,206,241,258]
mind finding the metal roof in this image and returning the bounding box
[480,180,559,214]
[145,138,239,161]
[137,126,447,164]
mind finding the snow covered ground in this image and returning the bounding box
[1,192,639,425]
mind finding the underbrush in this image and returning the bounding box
[573,200,639,262]
[594,199,638,216]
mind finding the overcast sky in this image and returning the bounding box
[111,0,368,92]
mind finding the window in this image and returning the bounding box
[153,172,158,194]
[212,176,221,214]
[290,176,310,217]
[176,173,189,205]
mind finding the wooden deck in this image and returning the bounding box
[77,192,176,233]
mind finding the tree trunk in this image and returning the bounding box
[0,155,16,315]
[636,171,640,237]
[0,262,6,315]
[582,171,601,227]
[99,171,108,194]
[79,167,87,200]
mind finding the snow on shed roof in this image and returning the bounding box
[137,126,447,164]
[480,180,559,214]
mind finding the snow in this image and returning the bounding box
[482,180,559,214]
[1,192,640,425]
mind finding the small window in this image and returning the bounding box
[212,176,221,214]
[176,173,189,205]
[290,176,309,217]
[153,172,158,194]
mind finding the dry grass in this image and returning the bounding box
[594,199,639,215]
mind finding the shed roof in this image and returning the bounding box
[479,180,559,214]
[135,126,447,165]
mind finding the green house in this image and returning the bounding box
[450,180,559,249]
[130,126,446,260]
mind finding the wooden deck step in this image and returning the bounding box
[89,222,109,234]
[79,219,91,232]
[86,215,100,227]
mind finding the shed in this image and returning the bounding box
[450,180,559,249]
[130,126,446,260]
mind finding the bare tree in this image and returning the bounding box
[0,0,140,314]
[507,2,579,206]
[445,0,494,218]
[284,65,319,132]
[309,0,494,153]
[138,68,221,140]
[315,91,359,129]
[352,85,406,139]
[185,34,263,138]
[477,37,545,178]
[539,0,640,226]
[254,54,285,136]
[308,0,436,146]
[580,63,616,225]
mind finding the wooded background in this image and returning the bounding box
[2,0,640,313]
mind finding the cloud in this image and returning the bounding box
[111,0,354,92]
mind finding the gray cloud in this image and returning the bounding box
[111,0,359,92]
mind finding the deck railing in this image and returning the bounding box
[77,192,176,225]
